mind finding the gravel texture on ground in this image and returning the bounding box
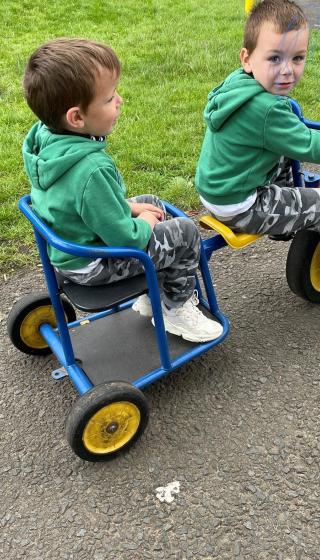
[1,3,319,557]
[1,234,320,560]
[301,0,320,28]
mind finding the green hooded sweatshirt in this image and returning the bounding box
[196,69,320,205]
[23,122,151,269]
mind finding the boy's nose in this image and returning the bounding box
[280,60,293,75]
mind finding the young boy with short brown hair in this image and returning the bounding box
[23,38,223,342]
[196,0,320,237]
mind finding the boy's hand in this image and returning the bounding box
[128,202,165,222]
[138,210,160,230]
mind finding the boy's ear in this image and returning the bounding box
[65,107,85,130]
[240,48,252,73]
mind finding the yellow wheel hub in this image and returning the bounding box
[83,401,141,454]
[20,305,57,349]
[310,243,320,292]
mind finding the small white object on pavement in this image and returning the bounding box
[155,481,180,503]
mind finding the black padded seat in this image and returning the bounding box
[56,272,148,312]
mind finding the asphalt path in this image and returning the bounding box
[1,2,320,558]
[301,0,319,28]
[1,234,320,560]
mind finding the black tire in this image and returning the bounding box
[66,382,149,462]
[286,230,320,303]
[7,292,76,355]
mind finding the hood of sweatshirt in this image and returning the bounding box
[23,121,107,191]
[204,68,265,132]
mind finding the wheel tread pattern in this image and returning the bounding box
[286,231,320,303]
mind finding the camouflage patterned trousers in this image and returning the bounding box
[58,195,201,308]
[211,159,320,236]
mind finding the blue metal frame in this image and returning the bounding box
[19,195,229,395]
[290,99,320,188]
[17,99,319,396]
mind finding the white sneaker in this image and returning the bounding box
[156,292,223,342]
[132,294,153,317]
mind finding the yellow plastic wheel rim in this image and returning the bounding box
[20,305,57,349]
[83,401,141,454]
[310,243,320,292]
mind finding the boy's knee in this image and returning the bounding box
[153,216,200,245]
[174,217,200,244]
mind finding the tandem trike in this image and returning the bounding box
[7,99,320,461]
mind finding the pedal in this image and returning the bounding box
[268,233,294,242]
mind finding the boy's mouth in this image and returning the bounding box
[274,82,294,89]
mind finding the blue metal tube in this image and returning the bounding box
[21,195,172,373]
[66,363,93,395]
[34,229,76,365]
[289,98,303,119]
[142,260,172,371]
[39,323,68,367]
[39,324,93,395]
[66,300,134,326]
[290,98,320,129]
[301,118,320,131]
[134,329,229,390]
[292,159,303,188]
[19,196,170,262]
[163,201,190,218]
[22,195,230,380]
[198,240,221,316]
[202,235,227,260]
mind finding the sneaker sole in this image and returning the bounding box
[151,317,223,342]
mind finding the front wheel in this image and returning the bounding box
[66,382,149,462]
[286,230,320,303]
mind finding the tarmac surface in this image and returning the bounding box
[301,0,320,28]
[1,234,320,560]
[1,2,320,558]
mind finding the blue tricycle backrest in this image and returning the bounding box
[19,195,155,265]
[18,195,191,283]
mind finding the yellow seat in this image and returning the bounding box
[199,215,261,249]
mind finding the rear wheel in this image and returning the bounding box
[7,292,76,355]
[66,382,149,462]
[286,230,320,303]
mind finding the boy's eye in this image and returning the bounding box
[268,55,281,64]
[293,55,305,62]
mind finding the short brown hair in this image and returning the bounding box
[23,38,121,132]
[244,0,308,53]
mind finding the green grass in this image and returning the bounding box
[0,0,319,271]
